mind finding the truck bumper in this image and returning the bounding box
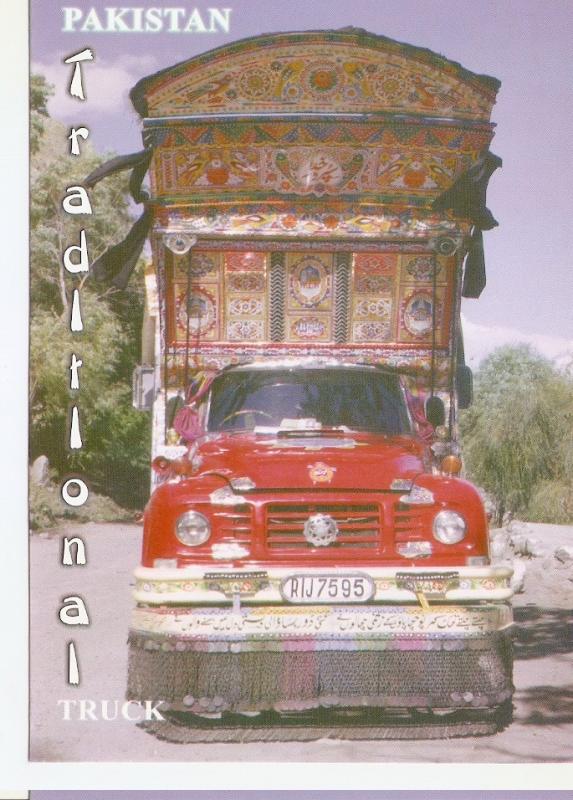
[127,602,513,714]
[132,564,514,604]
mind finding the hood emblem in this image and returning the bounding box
[304,513,339,547]
[308,461,336,484]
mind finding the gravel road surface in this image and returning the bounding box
[30,523,573,762]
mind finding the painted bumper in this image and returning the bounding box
[133,563,514,605]
[130,601,513,646]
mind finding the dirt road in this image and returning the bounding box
[30,523,573,762]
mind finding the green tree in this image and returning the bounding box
[30,74,53,155]
[30,74,151,509]
[460,345,573,525]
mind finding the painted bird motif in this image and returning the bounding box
[179,73,234,106]
[411,75,462,110]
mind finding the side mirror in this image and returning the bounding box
[456,365,474,409]
[425,395,446,428]
[132,365,155,411]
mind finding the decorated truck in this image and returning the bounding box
[98,28,513,737]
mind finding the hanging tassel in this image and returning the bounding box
[462,229,486,298]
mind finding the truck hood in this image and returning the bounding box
[194,431,426,491]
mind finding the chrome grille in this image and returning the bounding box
[213,505,251,543]
[393,502,425,541]
[266,503,380,549]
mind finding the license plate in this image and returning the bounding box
[280,573,375,604]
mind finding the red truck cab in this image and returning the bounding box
[144,361,490,570]
[129,360,512,730]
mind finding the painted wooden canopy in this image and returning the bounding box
[131,28,498,120]
[131,29,499,237]
[114,30,501,384]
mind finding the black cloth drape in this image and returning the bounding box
[462,228,486,298]
[91,207,153,289]
[432,150,502,231]
[84,148,153,202]
[84,147,154,287]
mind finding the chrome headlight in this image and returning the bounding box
[433,510,466,544]
[175,511,211,546]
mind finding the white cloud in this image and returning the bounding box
[32,54,158,118]
[462,314,573,368]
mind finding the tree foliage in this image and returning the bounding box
[30,74,150,509]
[30,74,53,155]
[460,345,573,524]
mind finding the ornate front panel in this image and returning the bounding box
[163,244,455,372]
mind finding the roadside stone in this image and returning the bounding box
[490,529,510,561]
[509,560,527,593]
[554,546,573,564]
[510,533,530,556]
[525,537,546,558]
[507,519,529,536]
[508,526,546,558]
[30,455,50,486]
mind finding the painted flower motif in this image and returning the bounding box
[189,252,216,277]
[373,70,410,102]
[355,275,392,293]
[406,256,439,282]
[228,273,265,292]
[310,68,338,92]
[302,62,341,97]
[353,321,390,341]
[356,298,391,318]
[238,68,274,99]
[227,320,264,341]
[282,84,301,102]
[281,214,298,229]
[402,160,428,189]
[322,214,339,229]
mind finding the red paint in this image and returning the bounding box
[141,431,489,568]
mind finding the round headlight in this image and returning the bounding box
[176,511,210,546]
[433,510,466,544]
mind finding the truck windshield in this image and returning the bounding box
[207,368,411,435]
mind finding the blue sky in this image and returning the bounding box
[30,0,573,366]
